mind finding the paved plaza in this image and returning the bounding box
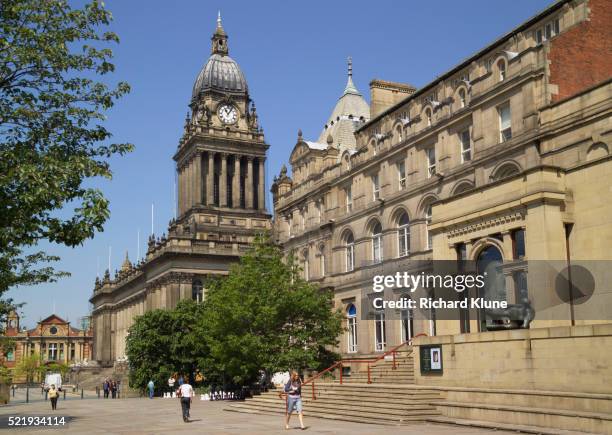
[0,393,515,434]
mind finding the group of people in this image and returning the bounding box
[102,378,120,399]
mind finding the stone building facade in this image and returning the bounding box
[89,15,271,365]
[272,0,612,358]
[2,312,93,370]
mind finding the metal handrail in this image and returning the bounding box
[287,334,427,401]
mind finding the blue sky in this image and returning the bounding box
[8,0,553,327]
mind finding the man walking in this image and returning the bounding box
[178,380,194,422]
[103,379,109,399]
[147,379,154,399]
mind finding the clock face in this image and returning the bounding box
[218,104,238,125]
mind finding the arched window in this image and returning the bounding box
[375,311,386,351]
[372,221,383,263]
[425,205,433,250]
[476,245,505,331]
[192,279,203,303]
[497,59,507,81]
[345,231,355,272]
[400,295,414,342]
[397,212,410,257]
[425,108,432,127]
[347,304,358,353]
[458,88,466,108]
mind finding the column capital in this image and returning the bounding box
[246,155,255,162]
[220,152,229,159]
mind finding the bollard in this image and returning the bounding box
[96,386,100,398]
[26,386,29,404]
[63,389,66,400]
[12,386,15,397]
[81,389,84,399]
[44,390,48,401]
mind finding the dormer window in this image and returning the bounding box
[535,17,560,44]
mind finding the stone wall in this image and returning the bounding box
[413,324,612,394]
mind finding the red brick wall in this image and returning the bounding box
[548,0,612,102]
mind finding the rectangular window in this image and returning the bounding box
[459,129,471,163]
[427,148,436,177]
[553,19,560,36]
[499,103,512,142]
[545,22,552,40]
[375,312,386,351]
[346,186,353,212]
[536,29,543,44]
[6,351,14,361]
[320,253,325,277]
[373,234,383,263]
[59,343,64,361]
[347,317,358,353]
[70,343,75,361]
[48,343,57,361]
[372,174,380,201]
[398,161,406,189]
[346,245,354,272]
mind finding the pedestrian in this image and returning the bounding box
[284,371,305,430]
[48,384,59,411]
[103,379,109,399]
[177,379,194,422]
[111,380,117,399]
[168,375,175,395]
[147,379,154,399]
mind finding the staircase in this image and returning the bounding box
[227,348,443,425]
[227,383,441,425]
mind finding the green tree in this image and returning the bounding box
[125,300,204,391]
[15,353,44,384]
[200,235,343,386]
[0,0,132,306]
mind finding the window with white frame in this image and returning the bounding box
[347,304,358,353]
[372,174,380,201]
[459,129,471,163]
[345,186,353,213]
[400,297,414,342]
[425,204,433,249]
[375,311,386,351]
[48,343,57,361]
[497,59,506,81]
[499,102,512,142]
[318,244,325,277]
[397,212,410,257]
[398,161,406,189]
[345,232,355,272]
[427,147,436,177]
[372,221,383,263]
[535,18,560,44]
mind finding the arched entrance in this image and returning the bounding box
[476,245,506,331]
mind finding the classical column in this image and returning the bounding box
[186,159,193,210]
[220,153,228,207]
[207,152,215,205]
[194,152,202,205]
[258,157,265,210]
[246,156,254,209]
[233,155,241,208]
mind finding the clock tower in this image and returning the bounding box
[173,12,270,240]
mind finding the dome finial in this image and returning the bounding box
[217,11,222,29]
[343,55,360,96]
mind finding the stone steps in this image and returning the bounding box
[427,416,590,435]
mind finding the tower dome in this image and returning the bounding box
[191,12,248,100]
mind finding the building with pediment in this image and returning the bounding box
[89,14,271,365]
[2,311,93,372]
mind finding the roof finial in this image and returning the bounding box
[217,10,222,29]
[343,56,360,96]
[348,56,353,78]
